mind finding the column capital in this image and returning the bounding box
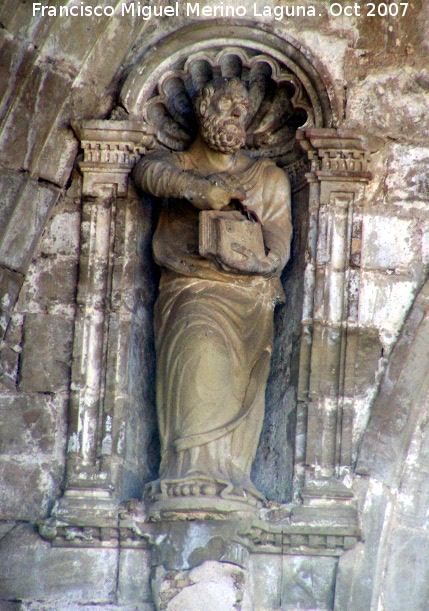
[71,119,156,197]
[297,127,383,181]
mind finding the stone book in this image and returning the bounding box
[199,209,265,264]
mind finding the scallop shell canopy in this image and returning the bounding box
[141,49,312,165]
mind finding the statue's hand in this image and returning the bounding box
[184,173,245,210]
[205,182,244,210]
[219,245,281,276]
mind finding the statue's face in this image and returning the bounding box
[198,80,249,154]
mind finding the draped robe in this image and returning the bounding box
[134,150,292,502]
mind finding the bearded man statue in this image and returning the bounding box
[134,77,292,513]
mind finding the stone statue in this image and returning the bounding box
[134,76,292,511]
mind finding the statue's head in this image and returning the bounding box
[193,77,249,154]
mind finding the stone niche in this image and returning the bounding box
[34,21,382,611]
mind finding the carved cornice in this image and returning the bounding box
[241,523,360,556]
[39,505,360,556]
[71,120,156,196]
[297,127,384,181]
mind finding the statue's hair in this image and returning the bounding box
[193,77,248,120]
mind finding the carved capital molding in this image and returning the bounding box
[71,120,156,197]
[297,127,383,181]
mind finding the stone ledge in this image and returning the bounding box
[38,502,361,560]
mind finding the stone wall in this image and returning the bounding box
[1,2,428,609]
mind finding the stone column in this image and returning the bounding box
[40,121,155,543]
[295,128,382,512]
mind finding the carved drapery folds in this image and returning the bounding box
[38,25,380,556]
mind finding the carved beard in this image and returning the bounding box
[199,116,246,154]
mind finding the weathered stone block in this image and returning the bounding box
[19,314,73,392]
[385,144,429,209]
[357,284,429,481]
[280,555,337,609]
[69,10,145,120]
[397,469,429,528]
[343,478,391,611]
[0,4,44,38]
[117,549,152,604]
[0,393,66,456]
[17,257,78,314]
[0,171,27,232]
[30,123,79,188]
[395,406,429,528]
[0,60,78,185]
[0,313,23,390]
[361,215,418,271]
[0,32,38,125]
[38,208,81,257]
[358,272,417,349]
[0,523,118,603]
[0,172,60,273]
[0,602,20,611]
[383,528,429,611]
[152,561,251,611]
[346,68,429,141]
[0,266,24,340]
[0,345,20,390]
[38,11,113,70]
[249,553,282,610]
[0,522,16,541]
[0,458,63,521]
[334,542,365,611]
[344,327,383,395]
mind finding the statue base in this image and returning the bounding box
[147,495,260,522]
[148,517,253,570]
[144,476,263,522]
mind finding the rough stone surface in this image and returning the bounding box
[19,314,73,392]
[0,392,67,520]
[382,529,429,611]
[0,171,60,273]
[0,266,24,341]
[249,553,282,610]
[0,523,118,603]
[0,393,63,456]
[152,561,251,611]
[17,605,154,611]
[117,549,153,605]
[281,556,337,610]
[334,543,365,611]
